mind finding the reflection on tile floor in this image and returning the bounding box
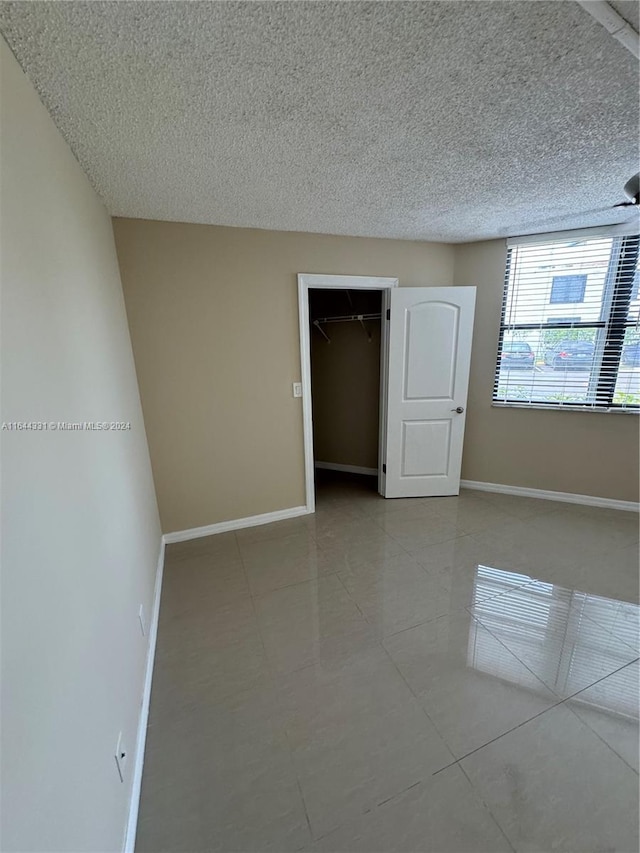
[136,472,639,853]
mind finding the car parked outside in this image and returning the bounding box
[622,341,640,367]
[500,341,535,369]
[544,340,595,371]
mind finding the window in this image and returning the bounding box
[549,274,587,304]
[494,231,640,411]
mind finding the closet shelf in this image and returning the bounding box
[312,312,381,343]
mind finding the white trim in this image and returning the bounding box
[378,288,392,497]
[297,273,399,290]
[507,222,639,246]
[461,479,639,512]
[124,539,165,853]
[492,401,639,415]
[297,273,398,513]
[315,461,378,476]
[163,505,310,543]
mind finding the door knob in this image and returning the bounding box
[452,406,464,414]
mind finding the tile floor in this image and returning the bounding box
[136,472,640,853]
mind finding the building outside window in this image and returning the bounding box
[549,274,587,304]
[493,230,640,411]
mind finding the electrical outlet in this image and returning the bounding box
[114,732,127,782]
[138,604,145,637]
[292,382,302,398]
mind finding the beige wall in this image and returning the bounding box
[311,319,381,470]
[114,215,638,538]
[1,41,162,852]
[113,219,454,531]
[455,239,640,502]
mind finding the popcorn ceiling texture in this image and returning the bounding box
[0,1,638,243]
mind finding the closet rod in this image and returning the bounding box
[313,312,382,325]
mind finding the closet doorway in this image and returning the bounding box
[310,286,384,497]
[298,274,477,513]
[298,274,397,511]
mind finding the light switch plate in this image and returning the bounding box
[292,382,302,398]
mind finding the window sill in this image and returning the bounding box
[491,401,639,414]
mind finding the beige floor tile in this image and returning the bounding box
[338,553,451,637]
[414,536,534,612]
[470,581,637,699]
[566,660,639,773]
[272,650,453,838]
[151,600,270,716]
[359,494,445,520]
[461,705,640,853]
[471,517,580,581]
[165,530,241,562]
[469,580,639,698]
[414,532,529,578]
[577,595,640,652]
[577,541,639,604]
[426,494,517,535]
[307,765,512,852]
[378,512,465,553]
[239,530,319,569]
[383,610,558,758]
[239,533,335,596]
[137,687,311,852]
[139,475,639,852]
[313,517,399,551]
[531,507,639,557]
[254,575,378,674]
[160,554,249,620]
[235,514,316,545]
[473,490,559,520]
[316,536,407,571]
[245,549,335,597]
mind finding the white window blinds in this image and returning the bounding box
[493,231,640,411]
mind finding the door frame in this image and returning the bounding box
[297,273,399,513]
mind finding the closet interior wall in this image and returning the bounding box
[309,288,382,472]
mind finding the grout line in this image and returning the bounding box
[431,700,565,774]
[234,529,320,845]
[564,693,640,775]
[563,656,640,704]
[376,624,458,766]
[293,768,314,841]
[457,763,517,853]
[431,655,640,777]
[467,594,640,699]
[306,777,427,846]
[249,570,339,601]
[375,778,422,807]
[159,485,636,851]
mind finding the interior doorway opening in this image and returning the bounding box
[298,273,397,512]
[309,288,383,500]
[299,274,477,512]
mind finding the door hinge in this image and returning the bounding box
[382,464,387,473]
[386,308,391,320]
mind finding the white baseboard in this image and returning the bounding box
[315,461,378,476]
[163,505,310,544]
[124,539,165,853]
[461,479,640,513]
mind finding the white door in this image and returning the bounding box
[383,287,476,498]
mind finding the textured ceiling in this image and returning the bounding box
[609,0,640,30]
[0,1,638,243]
